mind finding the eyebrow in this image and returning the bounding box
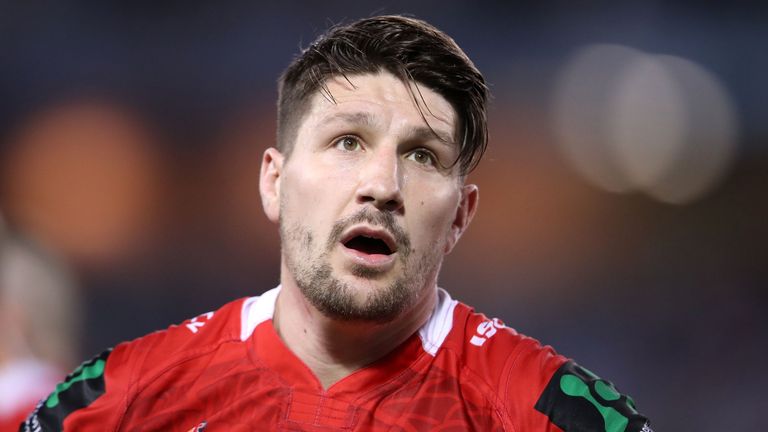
[322,111,456,147]
[324,112,378,128]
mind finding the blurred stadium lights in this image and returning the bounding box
[0,101,163,265]
[552,44,739,205]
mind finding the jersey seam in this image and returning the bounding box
[442,306,526,432]
[439,342,517,432]
[116,341,155,431]
[242,339,327,431]
[500,340,537,432]
[341,348,432,430]
[118,335,243,427]
[351,348,431,404]
[114,299,248,429]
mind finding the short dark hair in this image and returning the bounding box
[277,15,489,175]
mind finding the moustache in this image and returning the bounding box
[327,209,411,257]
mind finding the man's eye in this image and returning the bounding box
[407,149,436,166]
[334,136,362,151]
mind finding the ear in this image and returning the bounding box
[444,184,479,254]
[259,147,284,223]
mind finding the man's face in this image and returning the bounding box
[261,71,477,323]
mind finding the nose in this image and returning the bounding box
[356,149,404,213]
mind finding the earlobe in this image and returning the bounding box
[444,184,479,254]
[259,148,284,223]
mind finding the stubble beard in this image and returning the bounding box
[280,209,441,324]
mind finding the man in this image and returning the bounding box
[23,15,652,432]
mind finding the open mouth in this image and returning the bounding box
[340,227,397,259]
[343,235,394,256]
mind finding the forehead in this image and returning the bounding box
[300,72,458,141]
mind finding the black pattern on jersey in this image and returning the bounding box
[20,349,111,432]
[534,360,653,432]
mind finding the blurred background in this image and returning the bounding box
[0,1,766,430]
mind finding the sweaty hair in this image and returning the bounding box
[276,15,489,175]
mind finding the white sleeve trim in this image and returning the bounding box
[240,285,281,341]
[417,288,458,356]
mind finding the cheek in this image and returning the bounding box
[407,186,459,247]
[281,159,354,226]
[285,176,321,211]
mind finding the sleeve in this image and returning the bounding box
[19,345,135,432]
[527,359,654,432]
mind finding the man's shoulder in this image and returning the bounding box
[20,292,273,432]
[103,290,279,393]
[439,299,567,390]
[123,286,280,361]
[436,296,653,432]
[118,295,250,360]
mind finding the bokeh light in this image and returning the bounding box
[552,44,739,204]
[1,101,163,264]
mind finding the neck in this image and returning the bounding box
[273,268,437,389]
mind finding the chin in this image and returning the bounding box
[339,273,393,296]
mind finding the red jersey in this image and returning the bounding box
[22,287,652,431]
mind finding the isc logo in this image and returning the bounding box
[469,318,505,347]
[185,312,214,334]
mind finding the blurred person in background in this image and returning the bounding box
[22,16,652,431]
[0,214,80,431]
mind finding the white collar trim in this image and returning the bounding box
[417,288,458,356]
[240,285,281,341]
[239,285,457,357]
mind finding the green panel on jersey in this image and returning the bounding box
[534,361,653,432]
[45,358,106,408]
[21,349,111,432]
